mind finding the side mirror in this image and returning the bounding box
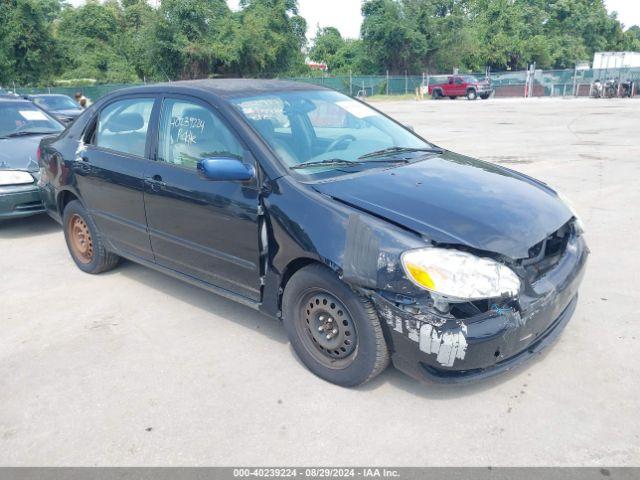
[405,124,415,132]
[197,157,255,182]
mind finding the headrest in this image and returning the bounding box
[106,112,144,133]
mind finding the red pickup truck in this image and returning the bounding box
[428,75,493,100]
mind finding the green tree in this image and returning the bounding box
[55,0,138,83]
[232,0,307,76]
[0,0,59,85]
[309,27,372,73]
[624,26,640,51]
[151,0,237,80]
[120,0,158,81]
[361,0,426,73]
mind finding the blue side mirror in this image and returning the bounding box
[197,157,255,182]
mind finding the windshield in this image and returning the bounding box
[463,76,480,83]
[231,90,436,179]
[33,95,79,111]
[0,103,64,138]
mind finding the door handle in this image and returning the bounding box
[74,156,91,174]
[144,175,167,191]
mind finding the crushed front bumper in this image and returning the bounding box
[373,234,588,384]
[0,183,45,220]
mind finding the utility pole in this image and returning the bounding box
[349,70,353,97]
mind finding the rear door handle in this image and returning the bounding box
[75,156,91,174]
[144,175,167,191]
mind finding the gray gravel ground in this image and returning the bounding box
[1,96,638,466]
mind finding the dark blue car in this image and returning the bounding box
[0,97,65,219]
[38,80,588,386]
[25,94,84,125]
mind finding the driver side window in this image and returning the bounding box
[158,99,243,171]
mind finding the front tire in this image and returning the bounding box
[62,200,119,274]
[282,264,389,387]
[467,89,478,100]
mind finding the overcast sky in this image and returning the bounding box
[69,0,640,40]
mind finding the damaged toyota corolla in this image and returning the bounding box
[38,80,588,387]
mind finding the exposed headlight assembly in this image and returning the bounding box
[401,248,521,302]
[0,170,34,186]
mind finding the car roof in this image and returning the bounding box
[0,97,32,105]
[108,78,327,100]
[28,93,71,98]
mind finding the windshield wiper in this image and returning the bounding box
[4,130,59,138]
[290,159,360,170]
[290,157,410,170]
[358,146,444,160]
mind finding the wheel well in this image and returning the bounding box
[278,258,323,309]
[57,190,79,215]
[467,87,477,93]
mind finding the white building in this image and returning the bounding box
[592,52,640,70]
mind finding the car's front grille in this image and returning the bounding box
[521,221,573,283]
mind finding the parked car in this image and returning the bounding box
[38,80,587,387]
[429,75,493,100]
[0,97,65,219]
[24,94,83,125]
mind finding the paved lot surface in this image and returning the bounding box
[1,97,639,466]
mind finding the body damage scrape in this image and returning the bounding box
[371,294,524,368]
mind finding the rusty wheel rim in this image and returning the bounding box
[67,214,93,264]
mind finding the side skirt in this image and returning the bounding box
[110,245,263,311]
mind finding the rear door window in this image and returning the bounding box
[95,98,154,158]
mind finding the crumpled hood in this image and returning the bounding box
[0,135,44,172]
[312,152,573,259]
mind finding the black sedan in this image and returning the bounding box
[38,80,588,386]
[25,94,83,125]
[0,98,65,220]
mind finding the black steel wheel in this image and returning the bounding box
[282,264,389,387]
[299,290,357,367]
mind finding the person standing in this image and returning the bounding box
[74,91,91,108]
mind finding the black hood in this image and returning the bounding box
[312,152,573,259]
[0,135,45,172]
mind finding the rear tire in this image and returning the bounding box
[282,264,389,387]
[467,89,478,100]
[449,96,456,100]
[62,200,119,274]
[432,89,442,100]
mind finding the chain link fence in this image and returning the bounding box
[8,68,640,101]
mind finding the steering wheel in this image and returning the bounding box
[327,134,356,152]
